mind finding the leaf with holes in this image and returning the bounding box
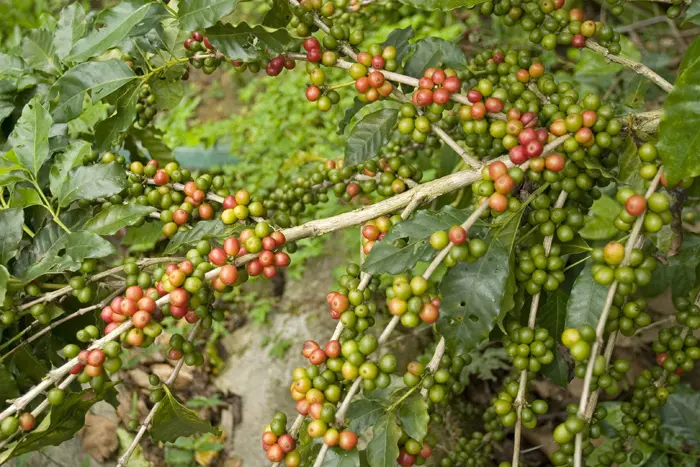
[565,262,609,330]
[404,37,467,78]
[437,236,510,355]
[345,108,398,165]
[648,234,700,298]
[367,413,401,467]
[263,0,293,28]
[151,386,219,443]
[178,0,240,30]
[399,394,429,442]
[382,27,415,63]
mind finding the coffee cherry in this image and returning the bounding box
[625,195,646,217]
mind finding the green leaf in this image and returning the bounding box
[179,0,240,31]
[0,363,19,404]
[94,81,141,151]
[151,386,218,443]
[565,262,608,330]
[57,162,128,208]
[0,386,113,463]
[205,22,292,62]
[22,29,59,75]
[83,204,157,235]
[50,59,136,123]
[0,53,26,82]
[338,98,367,135]
[683,2,700,26]
[263,0,293,28]
[404,37,467,78]
[66,0,167,62]
[0,208,24,264]
[648,234,700,298]
[363,206,478,275]
[22,231,116,283]
[398,394,429,442]
[538,289,569,341]
[121,221,163,252]
[55,3,86,60]
[0,265,9,308]
[9,186,43,208]
[679,37,700,75]
[616,137,643,191]
[0,80,16,124]
[127,127,174,164]
[541,354,570,387]
[382,27,415,63]
[346,399,385,435]
[658,40,700,185]
[586,438,653,467]
[397,0,487,9]
[322,447,360,467]
[578,195,621,240]
[345,109,398,165]
[9,96,52,176]
[366,413,401,467]
[437,236,511,355]
[151,79,185,111]
[49,140,92,197]
[164,220,226,254]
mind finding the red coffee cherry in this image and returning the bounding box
[303,37,320,52]
[305,85,321,102]
[219,265,239,286]
[153,169,169,185]
[338,431,358,450]
[137,296,156,313]
[170,288,189,307]
[419,303,439,324]
[489,193,508,213]
[132,310,151,328]
[208,247,227,266]
[625,194,646,216]
[325,340,341,358]
[494,175,515,194]
[545,153,566,172]
[278,434,295,453]
[448,226,467,245]
[302,340,320,358]
[442,76,461,93]
[274,252,291,268]
[126,285,144,301]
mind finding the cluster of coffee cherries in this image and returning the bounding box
[287,0,364,41]
[166,332,204,367]
[428,226,488,266]
[605,295,651,337]
[490,375,549,429]
[615,187,672,234]
[345,44,401,103]
[503,321,555,372]
[590,241,656,290]
[302,38,342,111]
[410,67,461,109]
[184,31,223,74]
[62,340,123,391]
[325,265,380,328]
[361,216,395,254]
[474,2,622,54]
[386,275,440,328]
[573,354,630,397]
[0,387,70,438]
[100,285,163,338]
[264,54,296,77]
[515,243,565,295]
[550,403,607,465]
[134,84,157,129]
[211,224,291,280]
[438,430,496,467]
[561,325,596,362]
[396,427,435,466]
[396,101,457,144]
[262,412,302,465]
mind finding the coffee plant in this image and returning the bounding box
[0,0,699,466]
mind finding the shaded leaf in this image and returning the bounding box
[347,399,385,435]
[9,186,43,208]
[164,220,226,254]
[55,3,86,60]
[616,137,643,191]
[94,81,141,151]
[679,37,700,75]
[179,0,240,30]
[151,386,218,443]
[565,262,608,330]
[648,234,700,298]
[338,98,366,135]
[0,80,16,124]
[541,354,570,387]
[263,0,293,28]
[49,140,92,197]
[205,22,292,62]
[658,39,700,185]
[538,289,569,340]
[0,363,19,404]
[382,27,415,63]
[83,204,157,235]
[0,53,26,82]
[661,384,700,446]
[579,195,621,240]
[0,208,24,264]
[367,413,401,467]
[50,60,136,123]
[22,29,59,75]
[121,221,163,252]
[57,162,127,208]
[399,394,429,442]
[66,0,167,62]
[322,447,360,467]
[345,109,398,165]
[683,2,700,27]
[9,96,52,176]
[405,37,467,78]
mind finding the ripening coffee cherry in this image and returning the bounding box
[625,194,646,217]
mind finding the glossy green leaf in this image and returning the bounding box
[9,96,52,176]
[0,80,16,124]
[164,220,226,254]
[338,98,366,135]
[437,236,510,355]
[405,37,467,78]
[658,39,700,185]
[179,0,240,31]
[57,162,127,208]
[578,195,621,240]
[648,234,700,298]
[541,353,570,387]
[66,0,167,62]
[9,186,43,208]
[83,204,157,235]
[22,29,59,75]
[0,53,26,82]
[538,289,569,341]
[616,137,643,191]
[151,386,218,443]
[0,208,24,264]
[345,109,398,165]
[127,127,174,164]
[55,3,86,60]
[50,59,136,123]
[322,447,360,467]
[0,363,19,405]
[363,206,477,275]
[0,265,9,306]
[263,0,293,28]
[661,385,700,446]
[565,262,609,330]
[382,27,415,63]
[205,22,292,62]
[49,140,92,197]
[346,399,385,435]
[94,81,141,151]
[0,386,113,463]
[121,221,163,252]
[367,413,401,467]
[680,37,700,75]
[399,394,429,442]
[683,2,700,26]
